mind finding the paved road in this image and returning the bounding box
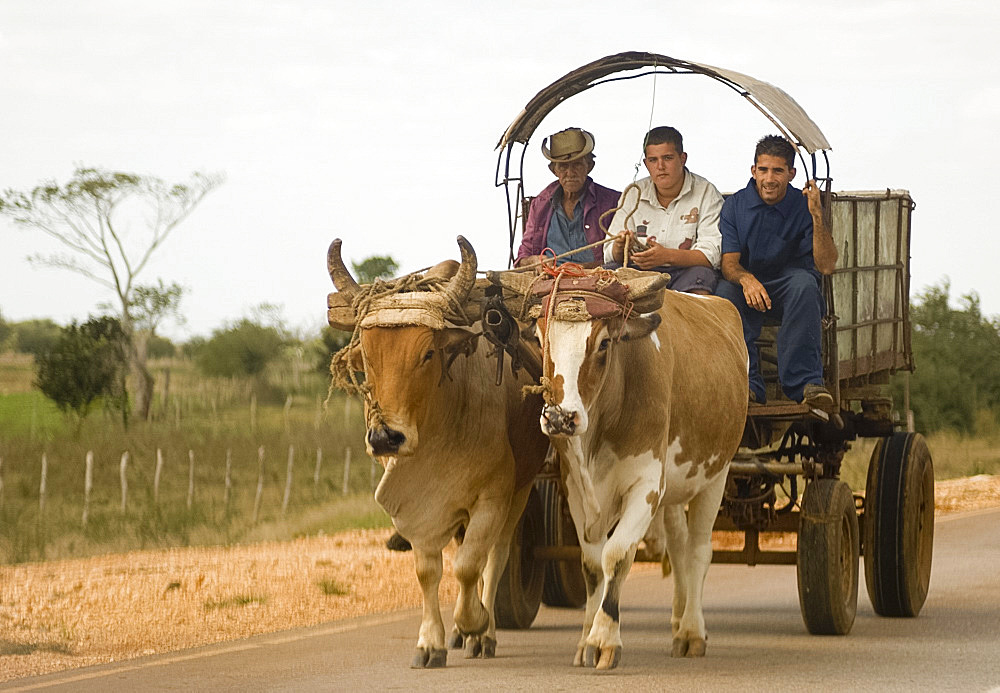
[7,508,1000,692]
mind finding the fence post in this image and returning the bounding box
[82,451,93,526]
[281,445,294,516]
[39,453,48,515]
[283,395,293,437]
[342,447,351,495]
[187,450,195,510]
[250,394,257,436]
[162,367,171,420]
[313,448,322,496]
[154,448,164,504]
[253,446,265,523]
[224,448,233,508]
[120,451,129,512]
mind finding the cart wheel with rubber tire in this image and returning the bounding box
[797,478,860,635]
[863,431,934,617]
[494,484,545,629]
[537,479,587,608]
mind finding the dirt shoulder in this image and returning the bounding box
[2,475,999,683]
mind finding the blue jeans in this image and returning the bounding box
[715,268,824,403]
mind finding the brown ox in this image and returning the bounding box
[328,236,548,668]
[491,268,747,670]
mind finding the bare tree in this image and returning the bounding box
[0,166,223,420]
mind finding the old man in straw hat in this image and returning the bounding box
[515,127,620,268]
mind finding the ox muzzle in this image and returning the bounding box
[367,424,407,456]
[541,404,580,437]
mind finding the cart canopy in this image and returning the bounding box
[497,51,831,154]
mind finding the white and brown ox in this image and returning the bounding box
[491,268,748,669]
[328,236,548,668]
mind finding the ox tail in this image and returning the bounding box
[661,554,672,578]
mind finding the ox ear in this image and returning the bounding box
[347,343,364,372]
[434,327,480,357]
[620,313,662,342]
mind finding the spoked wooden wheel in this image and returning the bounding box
[537,479,587,608]
[495,484,545,629]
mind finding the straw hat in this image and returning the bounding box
[541,127,595,162]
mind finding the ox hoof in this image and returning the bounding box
[584,644,622,670]
[463,634,496,659]
[447,628,464,650]
[671,636,707,658]
[410,647,447,669]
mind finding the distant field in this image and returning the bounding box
[0,352,387,564]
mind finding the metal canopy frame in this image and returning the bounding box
[494,51,834,267]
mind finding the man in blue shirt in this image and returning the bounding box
[716,135,838,411]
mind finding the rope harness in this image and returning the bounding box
[519,263,635,407]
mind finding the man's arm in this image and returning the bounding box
[722,252,771,311]
[804,180,838,275]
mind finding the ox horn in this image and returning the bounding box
[327,239,361,301]
[442,235,478,304]
[620,269,671,313]
[486,268,539,297]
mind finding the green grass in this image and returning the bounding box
[0,391,65,439]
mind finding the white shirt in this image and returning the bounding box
[603,169,724,269]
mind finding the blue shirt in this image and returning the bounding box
[720,178,816,282]
[545,187,591,264]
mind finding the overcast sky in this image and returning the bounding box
[2,0,998,341]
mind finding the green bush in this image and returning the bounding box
[11,318,62,356]
[147,334,176,359]
[196,319,286,378]
[893,280,1000,434]
[34,316,128,425]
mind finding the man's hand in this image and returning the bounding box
[629,237,671,270]
[803,179,823,218]
[610,230,633,264]
[739,273,771,312]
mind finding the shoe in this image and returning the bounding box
[801,383,835,413]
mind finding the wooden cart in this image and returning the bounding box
[491,53,934,636]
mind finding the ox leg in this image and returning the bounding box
[558,459,606,668]
[661,504,691,639]
[666,471,728,658]
[411,548,448,668]
[583,488,659,670]
[451,499,507,645]
[464,484,532,659]
[574,542,605,667]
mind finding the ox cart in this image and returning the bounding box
[490,52,933,637]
